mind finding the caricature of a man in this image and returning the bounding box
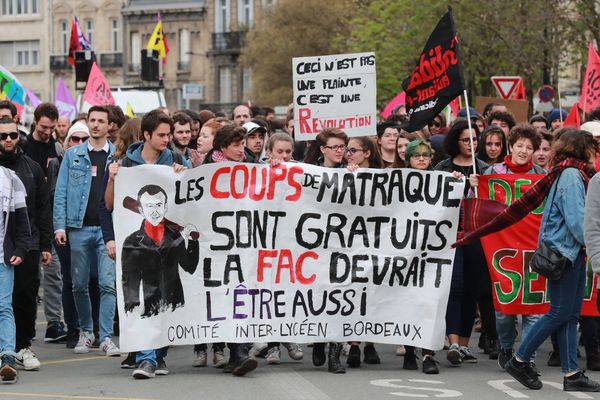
[122,184,199,317]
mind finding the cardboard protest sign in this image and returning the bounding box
[475,96,528,123]
[478,174,599,316]
[293,52,377,141]
[114,163,464,352]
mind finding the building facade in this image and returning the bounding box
[0,0,52,103]
[50,0,125,102]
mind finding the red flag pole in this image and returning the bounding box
[463,89,478,198]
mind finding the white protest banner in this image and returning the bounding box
[292,52,377,141]
[114,163,464,352]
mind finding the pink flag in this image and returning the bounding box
[581,43,600,113]
[55,78,77,120]
[83,62,115,107]
[381,91,406,119]
[25,88,41,108]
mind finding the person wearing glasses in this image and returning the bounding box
[0,116,52,372]
[428,113,447,136]
[376,122,401,167]
[435,119,488,366]
[306,128,348,373]
[344,136,383,368]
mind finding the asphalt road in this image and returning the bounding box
[2,310,600,400]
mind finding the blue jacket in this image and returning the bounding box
[539,167,586,263]
[53,141,115,231]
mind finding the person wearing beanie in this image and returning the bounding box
[547,109,567,131]
[581,121,600,171]
[529,115,548,131]
[457,107,479,120]
[64,122,90,150]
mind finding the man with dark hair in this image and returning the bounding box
[107,109,190,379]
[487,110,516,137]
[170,111,193,160]
[232,104,252,126]
[0,116,52,371]
[54,105,120,357]
[106,105,126,143]
[587,106,600,122]
[25,103,59,176]
[529,115,548,131]
[0,101,17,121]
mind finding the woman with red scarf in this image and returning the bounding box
[470,124,545,373]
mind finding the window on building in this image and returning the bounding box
[179,29,190,65]
[111,18,120,52]
[238,0,253,27]
[131,32,140,67]
[218,66,232,103]
[60,20,68,54]
[85,19,93,45]
[215,0,230,33]
[242,67,252,100]
[1,0,38,16]
[0,40,40,67]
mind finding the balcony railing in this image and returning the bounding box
[212,32,245,52]
[99,52,123,69]
[50,55,70,71]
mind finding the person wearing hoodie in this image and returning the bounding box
[0,116,52,372]
[105,109,189,380]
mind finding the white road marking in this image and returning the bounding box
[542,381,594,399]
[371,379,462,398]
[487,380,529,399]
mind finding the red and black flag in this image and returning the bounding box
[401,7,465,132]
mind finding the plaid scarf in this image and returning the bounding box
[453,157,591,247]
[211,150,246,163]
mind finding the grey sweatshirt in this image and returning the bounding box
[585,173,600,274]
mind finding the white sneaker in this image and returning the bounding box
[249,342,268,358]
[74,331,95,354]
[266,347,281,365]
[282,343,303,360]
[192,349,207,367]
[16,348,40,371]
[213,350,226,368]
[99,338,121,357]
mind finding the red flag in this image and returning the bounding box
[563,102,581,128]
[67,16,92,66]
[581,43,600,112]
[449,96,460,117]
[83,62,115,106]
[513,80,526,100]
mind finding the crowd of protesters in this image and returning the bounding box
[0,97,600,392]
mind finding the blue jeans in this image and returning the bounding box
[516,252,586,373]
[69,226,116,343]
[0,262,16,356]
[136,347,169,368]
[496,311,540,357]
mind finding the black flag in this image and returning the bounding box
[401,7,464,132]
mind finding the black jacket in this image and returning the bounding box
[121,222,199,318]
[0,150,52,252]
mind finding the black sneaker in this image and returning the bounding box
[132,360,155,379]
[505,357,542,390]
[121,352,137,369]
[0,355,17,384]
[65,330,79,349]
[498,348,513,370]
[346,345,361,368]
[363,344,381,365]
[403,352,418,370]
[564,371,600,392]
[312,343,326,367]
[529,362,541,377]
[487,339,499,360]
[155,357,168,376]
[459,346,478,363]
[547,350,560,367]
[45,323,67,343]
[422,355,439,374]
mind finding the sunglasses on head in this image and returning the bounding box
[0,132,19,141]
[70,136,88,143]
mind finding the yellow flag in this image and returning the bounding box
[147,20,167,58]
[126,102,135,118]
